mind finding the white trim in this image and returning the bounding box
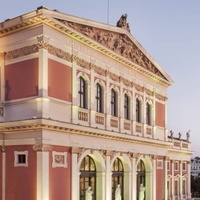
[52,151,67,168]
[14,150,28,167]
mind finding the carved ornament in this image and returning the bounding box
[48,45,72,62]
[5,45,38,61]
[155,93,167,101]
[58,19,166,80]
[33,144,52,152]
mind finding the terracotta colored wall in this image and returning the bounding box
[48,59,72,102]
[49,145,71,200]
[155,102,165,127]
[5,58,38,100]
[156,160,165,200]
[6,145,36,200]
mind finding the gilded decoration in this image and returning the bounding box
[58,19,166,80]
[5,45,38,60]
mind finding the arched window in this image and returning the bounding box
[96,83,103,113]
[79,77,87,108]
[124,93,129,119]
[80,155,96,200]
[111,89,117,116]
[112,158,124,200]
[136,98,141,123]
[137,160,146,198]
[146,102,151,125]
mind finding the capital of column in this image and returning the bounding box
[33,144,52,152]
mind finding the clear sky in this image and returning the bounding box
[0,0,200,156]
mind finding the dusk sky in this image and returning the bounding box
[0,0,200,156]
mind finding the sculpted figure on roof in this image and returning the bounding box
[116,14,130,32]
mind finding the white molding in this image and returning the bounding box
[14,150,28,167]
[52,151,67,168]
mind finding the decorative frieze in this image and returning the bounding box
[155,93,167,101]
[48,45,72,62]
[33,144,52,152]
[5,44,38,60]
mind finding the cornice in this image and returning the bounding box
[0,119,172,149]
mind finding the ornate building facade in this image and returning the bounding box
[0,6,192,200]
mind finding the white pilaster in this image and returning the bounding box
[105,156,111,200]
[164,159,168,200]
[187,162,191,199]
[179,161,183,199]
[71,153,79,200]
[131,156,137,200]
[171,160,174,200]
[36,151,49,200]
[153,158,157,200]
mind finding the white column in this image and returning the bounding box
[105,155,112,200]
[37,38,49,119]
[33,143,51,200]
[171,160,174,200]
[187,161,191,199]
[36,151,49,200]
[152,158,156,200]
[179,161,183,199]
[2,150,6,200]
[71,153,79,200]
[164,159,168,200]
[131,156,137,200]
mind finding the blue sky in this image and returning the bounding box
[0,0,200,156]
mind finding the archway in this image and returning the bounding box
[137,160,146,199]
[80,155,96,200]
[136,156,153,200]
[112,157,124,200]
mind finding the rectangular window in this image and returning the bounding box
[157,160,163,169]
[182,180,186,195]
[167,180,170,197]
[175,162,179,171]
[167,161,170,171]
[96,83,103,113]
[124,94,129,119]
[136,98,141,123]
[183,162,186,171]
[174,180,178,196]
[14,151,28,167]
[111,89,117,116]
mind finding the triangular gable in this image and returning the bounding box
[55,16,171,83]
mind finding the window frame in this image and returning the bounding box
[124,93,130,120]
[111,89,117,117]
[136,98,141,123]
[79,76,87,109]
[96,83,103,113]
[14,151,28,167]
[146,102,151,125]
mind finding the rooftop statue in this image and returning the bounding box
[116,14,130,32]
